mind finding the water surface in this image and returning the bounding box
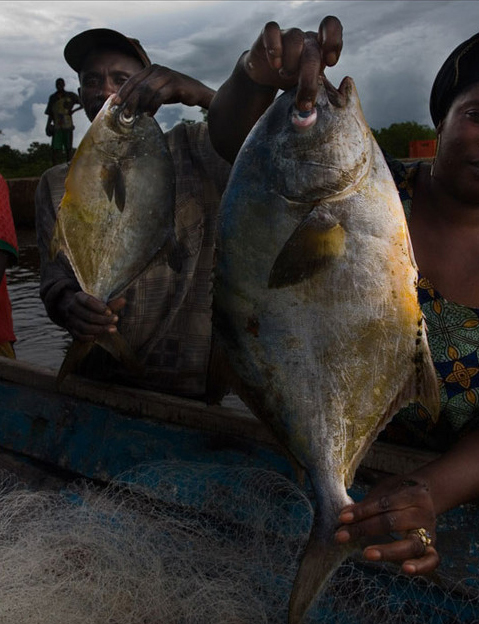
[7,228,69,370]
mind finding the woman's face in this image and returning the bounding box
[433,82,479,204]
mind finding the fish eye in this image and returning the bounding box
[291,107,317,130]
[118,108,136,127]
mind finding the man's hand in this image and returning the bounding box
[208,16,343,163]
[113,65,215,116]
[244,16,343,111]
[61,291,126,342]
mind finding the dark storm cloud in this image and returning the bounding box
[0,1,477,150]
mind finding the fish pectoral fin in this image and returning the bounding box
[269,213,345,288]
[153,233,184,274]
[101,163,126,212]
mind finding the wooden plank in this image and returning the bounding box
[0,357,441,477]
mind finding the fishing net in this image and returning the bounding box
[0,461,476,624]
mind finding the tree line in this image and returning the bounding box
[0,120,436,179]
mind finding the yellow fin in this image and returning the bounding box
[269,211,345,289]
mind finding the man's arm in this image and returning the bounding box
[208,16,343,163]
[113,66,217,117]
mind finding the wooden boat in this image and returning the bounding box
[0,356,478,622]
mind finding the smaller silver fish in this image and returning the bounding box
[51,95,179,383]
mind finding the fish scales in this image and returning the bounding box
[51,94,177,382]
[212,76,439,623]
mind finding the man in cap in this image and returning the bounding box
[36,28,230,399]
[36,23,344,399]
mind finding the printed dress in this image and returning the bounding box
[380,158,479,452]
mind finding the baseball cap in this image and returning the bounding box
[64,28,151,73]
[429,32,479,127]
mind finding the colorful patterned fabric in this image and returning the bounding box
[380,157,479,451]
[36,122,230,398]
[0,174,18,344]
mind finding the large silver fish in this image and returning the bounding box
[212,76,439,623]
[51,94,178,383]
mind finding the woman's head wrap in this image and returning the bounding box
[429,32,479,127]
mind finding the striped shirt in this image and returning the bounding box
[36,121,231,398]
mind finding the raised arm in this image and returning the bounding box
[208,16,343,163]
[113,65,216,115]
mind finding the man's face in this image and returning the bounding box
[79,49,144,121]
[56,79,65,91]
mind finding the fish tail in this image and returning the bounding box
[95,331,145,377]
[56,332,144,388]
[56,340,95,387]
[288,493,352,624]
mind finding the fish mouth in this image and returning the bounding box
[291,76,352,130]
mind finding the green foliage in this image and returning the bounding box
[371,121,436,159]
[180,107,209,126]
[1,108,212,178]
[0,141,53,179]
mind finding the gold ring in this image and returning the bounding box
[409,527,432,548]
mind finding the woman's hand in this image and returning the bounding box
[335,475,440,575]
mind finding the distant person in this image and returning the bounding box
[45,77,83,165]
[0,174,18,358]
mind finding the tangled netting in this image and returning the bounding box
[0,461,477,624]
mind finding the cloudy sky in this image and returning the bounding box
[0,0,477,152]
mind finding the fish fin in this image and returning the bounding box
[56,340,95,388]
[56,333,144,389]
[101,163,117,202]
[269,213,345,289]
[151,233,184,274]
[113,169,126,212]
[288,508,353,624]
[344,328,440,487]
[95,331,144,376]
[101,163,126,211]
[416,319,441,422]
[379,322,440,426]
